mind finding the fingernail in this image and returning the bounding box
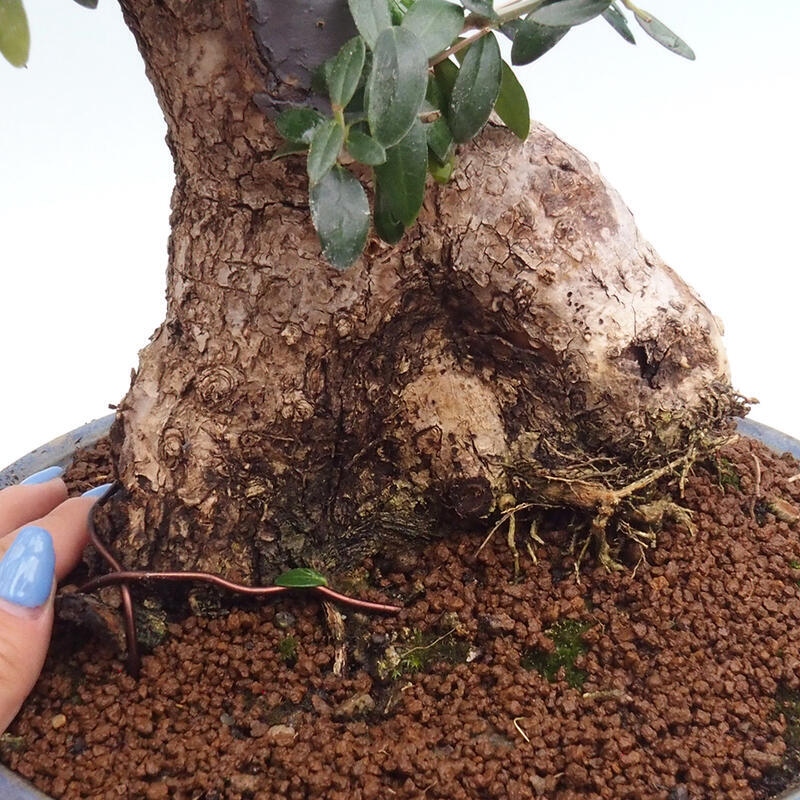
[81,482,114,500]
[20,466,65,486]
[0,526,56,608]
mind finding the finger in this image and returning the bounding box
[0,479,69,538]
[0,526,56,732]
[0,496,97,582]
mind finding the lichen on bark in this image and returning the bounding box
[102,0,742,587]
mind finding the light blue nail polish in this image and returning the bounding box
[0,526,56,608]
[81,482,114,499]
[20,466,65,486]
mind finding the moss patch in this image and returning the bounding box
[522,619,591,689]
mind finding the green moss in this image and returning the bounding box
[716,457,741,491]
[278,635,298,665]
[384,628,469,679]
[522,619,591,689]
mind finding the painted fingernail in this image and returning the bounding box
[0,526,56,608]
[81,482,114,500]
[20,466,65,486]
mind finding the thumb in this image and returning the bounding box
[0,525,56,733]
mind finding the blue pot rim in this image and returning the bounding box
[1,414,799,799]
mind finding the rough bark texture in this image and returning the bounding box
[106,0,740,584]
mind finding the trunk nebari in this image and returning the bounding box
[104,0,741,584]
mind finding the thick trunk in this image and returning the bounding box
[105,0,739,584]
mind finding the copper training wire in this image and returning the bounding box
[84,483,141,677]
[78,483,402,678]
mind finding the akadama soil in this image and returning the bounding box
[2,434,800,800]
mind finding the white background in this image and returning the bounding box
[1,1,798,469]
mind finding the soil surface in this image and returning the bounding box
[2,435,800,800]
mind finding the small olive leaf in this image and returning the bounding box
[461,0,497,22]
[424,74,454,164]
[328,36,367,109]
[274,567,329,588]
[276,108,325,144]
[602,3,635,44]
[374,117,427,227]
[426,70,446,110]
[0,0,30,68]
[374,186,406,244]
[367,26,428,147]
[426,116,454,164]
[307,119,346,184]
[71,0,99,7]
[499,19,522,41]
[271,141,310,160]
[347,129,387,165]
[494,61,530,140]
[401,0,464,60]
[448,32,502,143]
[343,84,368,128]
[632,8,695,60]
[428,150,456,184]
[530,0,611,27]
[348,0,393,50]
[510,17,569,65]
[310,166,370,269]
[433,58,459,98]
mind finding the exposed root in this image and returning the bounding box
[474,497,544,578]
[323,601,347,677]
[749,453,763,521]
[484,433,734,576]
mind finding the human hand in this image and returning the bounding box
[0,467,111,732]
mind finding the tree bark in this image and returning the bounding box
[105,0,740,584]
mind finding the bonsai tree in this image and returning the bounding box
[1,0,740,596]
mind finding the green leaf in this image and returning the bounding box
[448,32,502,143]
[367,26,428,147]
[271,141,309,160]
[494,61,530,140]
[274,567,329,588]
[276,108,325,144]
[374,117,427,228]
[602,3,635,44]
[433,58,459,98]
[374,187,406,244]
[510,17,569,65]
[310,166,370,269]
[426,116,454,164]
[632,8,695,60]
[530,0,611,27]
[0,0,30,68]
[425,73,454,163]
[428,150,456,184]
[328,36,367,109]
[401,0,464,59]
[348,0,393,49]
[461,0,497,22]
[307,119,346,185]
[347,129,387,165]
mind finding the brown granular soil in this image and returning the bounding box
[2,435,800,800]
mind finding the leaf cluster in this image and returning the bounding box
[2,0,694,270]
[275,0,694,270]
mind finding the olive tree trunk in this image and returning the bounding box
[105,0,739,583]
